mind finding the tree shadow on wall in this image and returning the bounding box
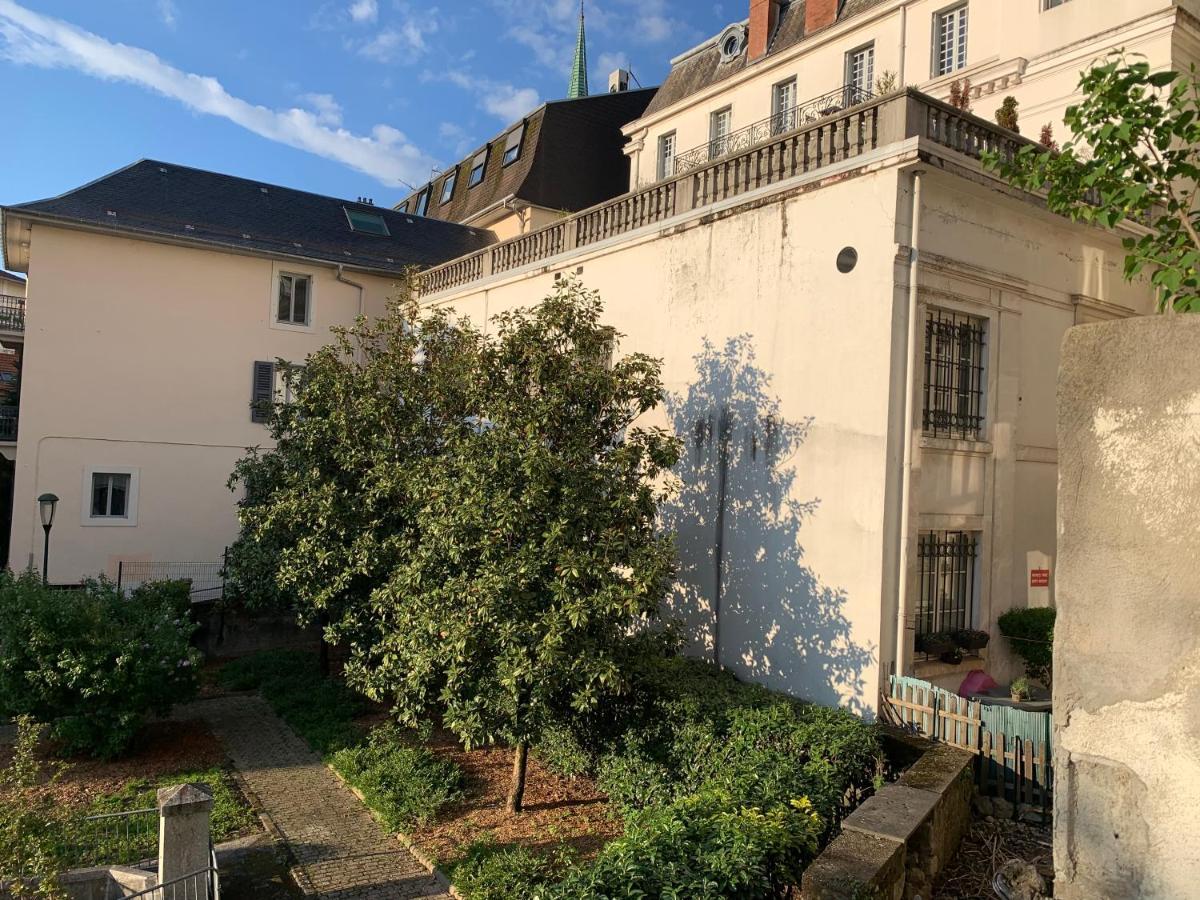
[662,335,876,715]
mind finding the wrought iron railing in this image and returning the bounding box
[417,89,1033,296]
[0,295,25,332]
[123,848,220,900]
[673,85,874,175]
[0,406,16,442]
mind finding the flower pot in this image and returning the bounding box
[953,629,990,652]
[940,648,964,666]
[916,633,955,657]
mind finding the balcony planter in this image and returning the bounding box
[952,629,990,652]
[940,647,965,665]
[916,632,956,657]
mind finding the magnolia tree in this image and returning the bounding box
[229,279,681,812]
[985,55,1200,313]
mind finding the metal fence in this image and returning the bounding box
[70,806,159,870]
[124,849,220,900]
[0,405,17,442]
[117,559,226,603]
[0,295,25,332]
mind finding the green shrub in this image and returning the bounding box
[997,607,1056,685]
[554,791,822,900]
[449,839,558,900]
[330,725,463,831]
[0,571,200,758]
[219,650,365,754]
[548,656,881,827]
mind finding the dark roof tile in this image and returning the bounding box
[4,160,493,274]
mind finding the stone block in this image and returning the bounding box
[897,744,973,796]
[842,784,940,844]
[801,829,906,900]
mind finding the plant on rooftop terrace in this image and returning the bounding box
[985,53,1200,313]
[227,277,682,815]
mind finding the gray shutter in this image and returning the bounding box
[251,361,275,423]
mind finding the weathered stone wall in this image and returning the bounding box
[1055,316,1200,898]
[803,742,974,898]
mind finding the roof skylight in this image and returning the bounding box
[345,208,391,236]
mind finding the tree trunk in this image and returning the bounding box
[506,741,529,814]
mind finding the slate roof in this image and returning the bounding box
[644,0,890,117]
[398,88,657,225]
[2,160,495,274]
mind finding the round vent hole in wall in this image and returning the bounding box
[837,247,859,274]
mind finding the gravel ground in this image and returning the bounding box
[933,816,1054,899]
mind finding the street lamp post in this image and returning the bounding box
[37,493,58,586]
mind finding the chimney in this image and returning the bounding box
[748,0,781,62]
[609,69,631,93]
[805,0,839,35]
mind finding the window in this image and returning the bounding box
[91,473,130,519]
[1042,0,1071,7]
[923,308,986,440]
[772,78,797,134]
[658,132,676,180]
[709,107,733,160]
[846,43,875,102]
[344,208,390,236]
[468,149,488,187]
[276,273,311,326]
[82,466,139,526]
[440,171,457,204]
[414,188,430,217]
[502,125,525,166]
[717,24,745,63]
[933,4,969,76]
[397,201,409,214]
[916,531,980,641]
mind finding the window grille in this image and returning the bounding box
[934,4,969,76]
[916,530,978,638]
[923,308,985,440]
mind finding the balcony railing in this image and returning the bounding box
[418,89,1032,296]
[0,295,25,332]
[673,85,874,176]
[0,406,17,442]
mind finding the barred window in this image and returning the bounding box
[917,530,979,639]
[923,308,985,440]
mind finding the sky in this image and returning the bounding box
[0,0,735,218]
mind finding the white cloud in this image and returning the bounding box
[359,10,438,62]
[0,0,437,187]
[446,70,539,123]
[300,92,343,127]
[157,0,178,29]
[348,0,378,23]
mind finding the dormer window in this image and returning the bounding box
[440,170,457,204]
[344,208,390,236]
[502,125,525,166]
[415,188,430,216]
[469,149,488,187]
[717,23,746,63]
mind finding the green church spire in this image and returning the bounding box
[567,0,589,99]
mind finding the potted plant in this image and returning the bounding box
[952,629,990,652]
[916,632,956,657]
[1010,676,1031,702]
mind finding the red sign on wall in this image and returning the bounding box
[1030,569,1051,588]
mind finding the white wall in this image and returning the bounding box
[9,225,401,582]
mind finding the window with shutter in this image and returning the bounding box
[502,125,525,166]
[251,360,275,423]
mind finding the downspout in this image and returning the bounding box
[894,170,924,678]
[898,3,908,86]
[336,265,366,363]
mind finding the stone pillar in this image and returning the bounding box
[157,783,213,885]
[1055,316,1200,898]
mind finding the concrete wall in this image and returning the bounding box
[9,225,401,582]
[624,0,1191,188]
[1054,316,1200,899]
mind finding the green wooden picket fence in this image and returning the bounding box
[882,675,1052,814]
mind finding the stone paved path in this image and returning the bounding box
[180,695,452,900]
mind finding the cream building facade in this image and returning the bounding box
[414,0,1196,709]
